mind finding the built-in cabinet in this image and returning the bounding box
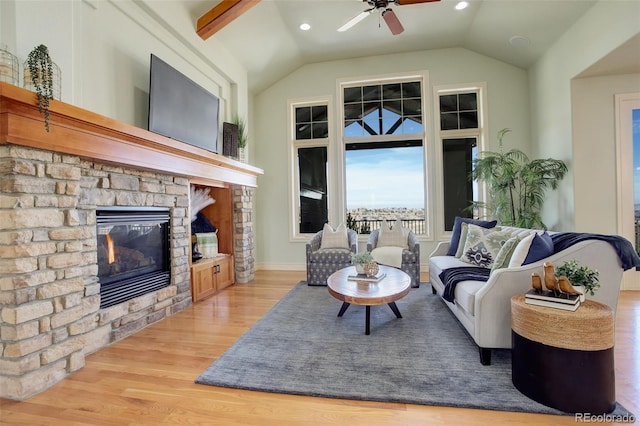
[189,184,235,302]
[190,254,234,302]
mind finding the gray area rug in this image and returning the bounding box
[196,282,632,416]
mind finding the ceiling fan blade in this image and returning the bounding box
[396,0,440,5]
[382,9,404,35]
[338,9,372,32]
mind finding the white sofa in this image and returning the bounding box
[429,225,632,365]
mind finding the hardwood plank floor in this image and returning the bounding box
[1,270,638,425]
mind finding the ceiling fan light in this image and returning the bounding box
[382,9,404,35]
[337,10,371,32]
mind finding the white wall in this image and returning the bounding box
[572,73,640,233]
[2,0,248,137]
[530,0,640,231]
[253,48,530,270]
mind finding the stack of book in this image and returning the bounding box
[524,289,581,311]
[347,272,386,283]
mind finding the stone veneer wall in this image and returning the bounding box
[0,144,192,400]
[232,185,255,283]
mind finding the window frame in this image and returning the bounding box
[433,83,489,241]
[288,96,335,242]
[337,71,432,240]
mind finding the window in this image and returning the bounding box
[289,100,331,238]
[341,76,427,235]
[435,85,487,233]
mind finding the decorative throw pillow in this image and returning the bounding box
[377,219,409,249]
[455,222,469,258]
[320,223,349,249]
[446,216,498,256]
[490,235,521,273]
[460,224,513,268]
[508,231,554,267]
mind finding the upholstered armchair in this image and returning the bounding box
[367,229,420,288]
[306,228,358,286]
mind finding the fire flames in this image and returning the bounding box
[105,233,116,264]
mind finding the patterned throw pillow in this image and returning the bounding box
[508,231,554,267]
[460,224,513,268]
[490,235,521,273]
[320,223,349,249]
[378,219,409,249]
[446,216,498,256]
[196,232,218,258]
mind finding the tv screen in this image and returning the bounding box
[148,54,219,153]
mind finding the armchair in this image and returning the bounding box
[367,229,420,288]
[306,229,358,286]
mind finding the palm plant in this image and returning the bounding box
[471,128,568,229]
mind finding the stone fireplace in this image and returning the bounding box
[0,82,262,400]
[96,207,171,308]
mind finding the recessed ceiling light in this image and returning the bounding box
[455,1,469,10]
[299,23,311,31]
[509,35,531,48]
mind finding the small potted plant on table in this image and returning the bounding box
[351,251,378,276]
[555,259,600,302]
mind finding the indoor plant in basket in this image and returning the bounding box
[555,259,600,301]
[351,251,378,276]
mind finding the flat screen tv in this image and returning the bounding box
[148,54,219,153]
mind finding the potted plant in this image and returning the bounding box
[232,115,248,162]
[471,128,568,229]
[555,259,600,301]
[351,251,376,275]
[24,44,59,132]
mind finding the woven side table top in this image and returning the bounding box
[511,294,614,351]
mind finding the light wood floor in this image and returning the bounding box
[1,270,638,425]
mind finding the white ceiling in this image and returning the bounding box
[185,0,639,93]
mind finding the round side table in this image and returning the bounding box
[510,294,616,414]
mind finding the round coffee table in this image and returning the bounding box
[327,265,411,335]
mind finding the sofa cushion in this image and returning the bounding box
[429,255,466,282]
[378,219,409,249]
[320,223,349,249]
[459,224,513,268]
[454,280,485,316]
[508,231,554,267]
[308,248,353,263]
[490,235,521,273]
[447,217,498,256]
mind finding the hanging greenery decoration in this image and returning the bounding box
[26,44,54,132]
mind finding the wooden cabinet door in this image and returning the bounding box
[190,260,216,302]
[215,255,234,291]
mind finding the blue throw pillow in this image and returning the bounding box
[446,216,498,256]
[522,231,554,265]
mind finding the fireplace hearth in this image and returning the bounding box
[97,207,171,308]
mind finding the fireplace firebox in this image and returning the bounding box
[96,207,171,308]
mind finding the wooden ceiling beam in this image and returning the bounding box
[196,0,261,40]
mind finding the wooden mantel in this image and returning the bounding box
[0,82,263,188]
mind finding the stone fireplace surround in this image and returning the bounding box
[0,82,262,400]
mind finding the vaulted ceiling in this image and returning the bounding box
[185,0,639,94]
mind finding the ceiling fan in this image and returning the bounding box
[338,0,440,36]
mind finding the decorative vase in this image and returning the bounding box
[355,263,365,274]
[574,285,586,302]
[238,147,247,163]
[23,59,62,100]
[364,261,379,277]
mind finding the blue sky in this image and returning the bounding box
[345,146,424,209]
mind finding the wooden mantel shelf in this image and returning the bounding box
[0,82,263,188]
